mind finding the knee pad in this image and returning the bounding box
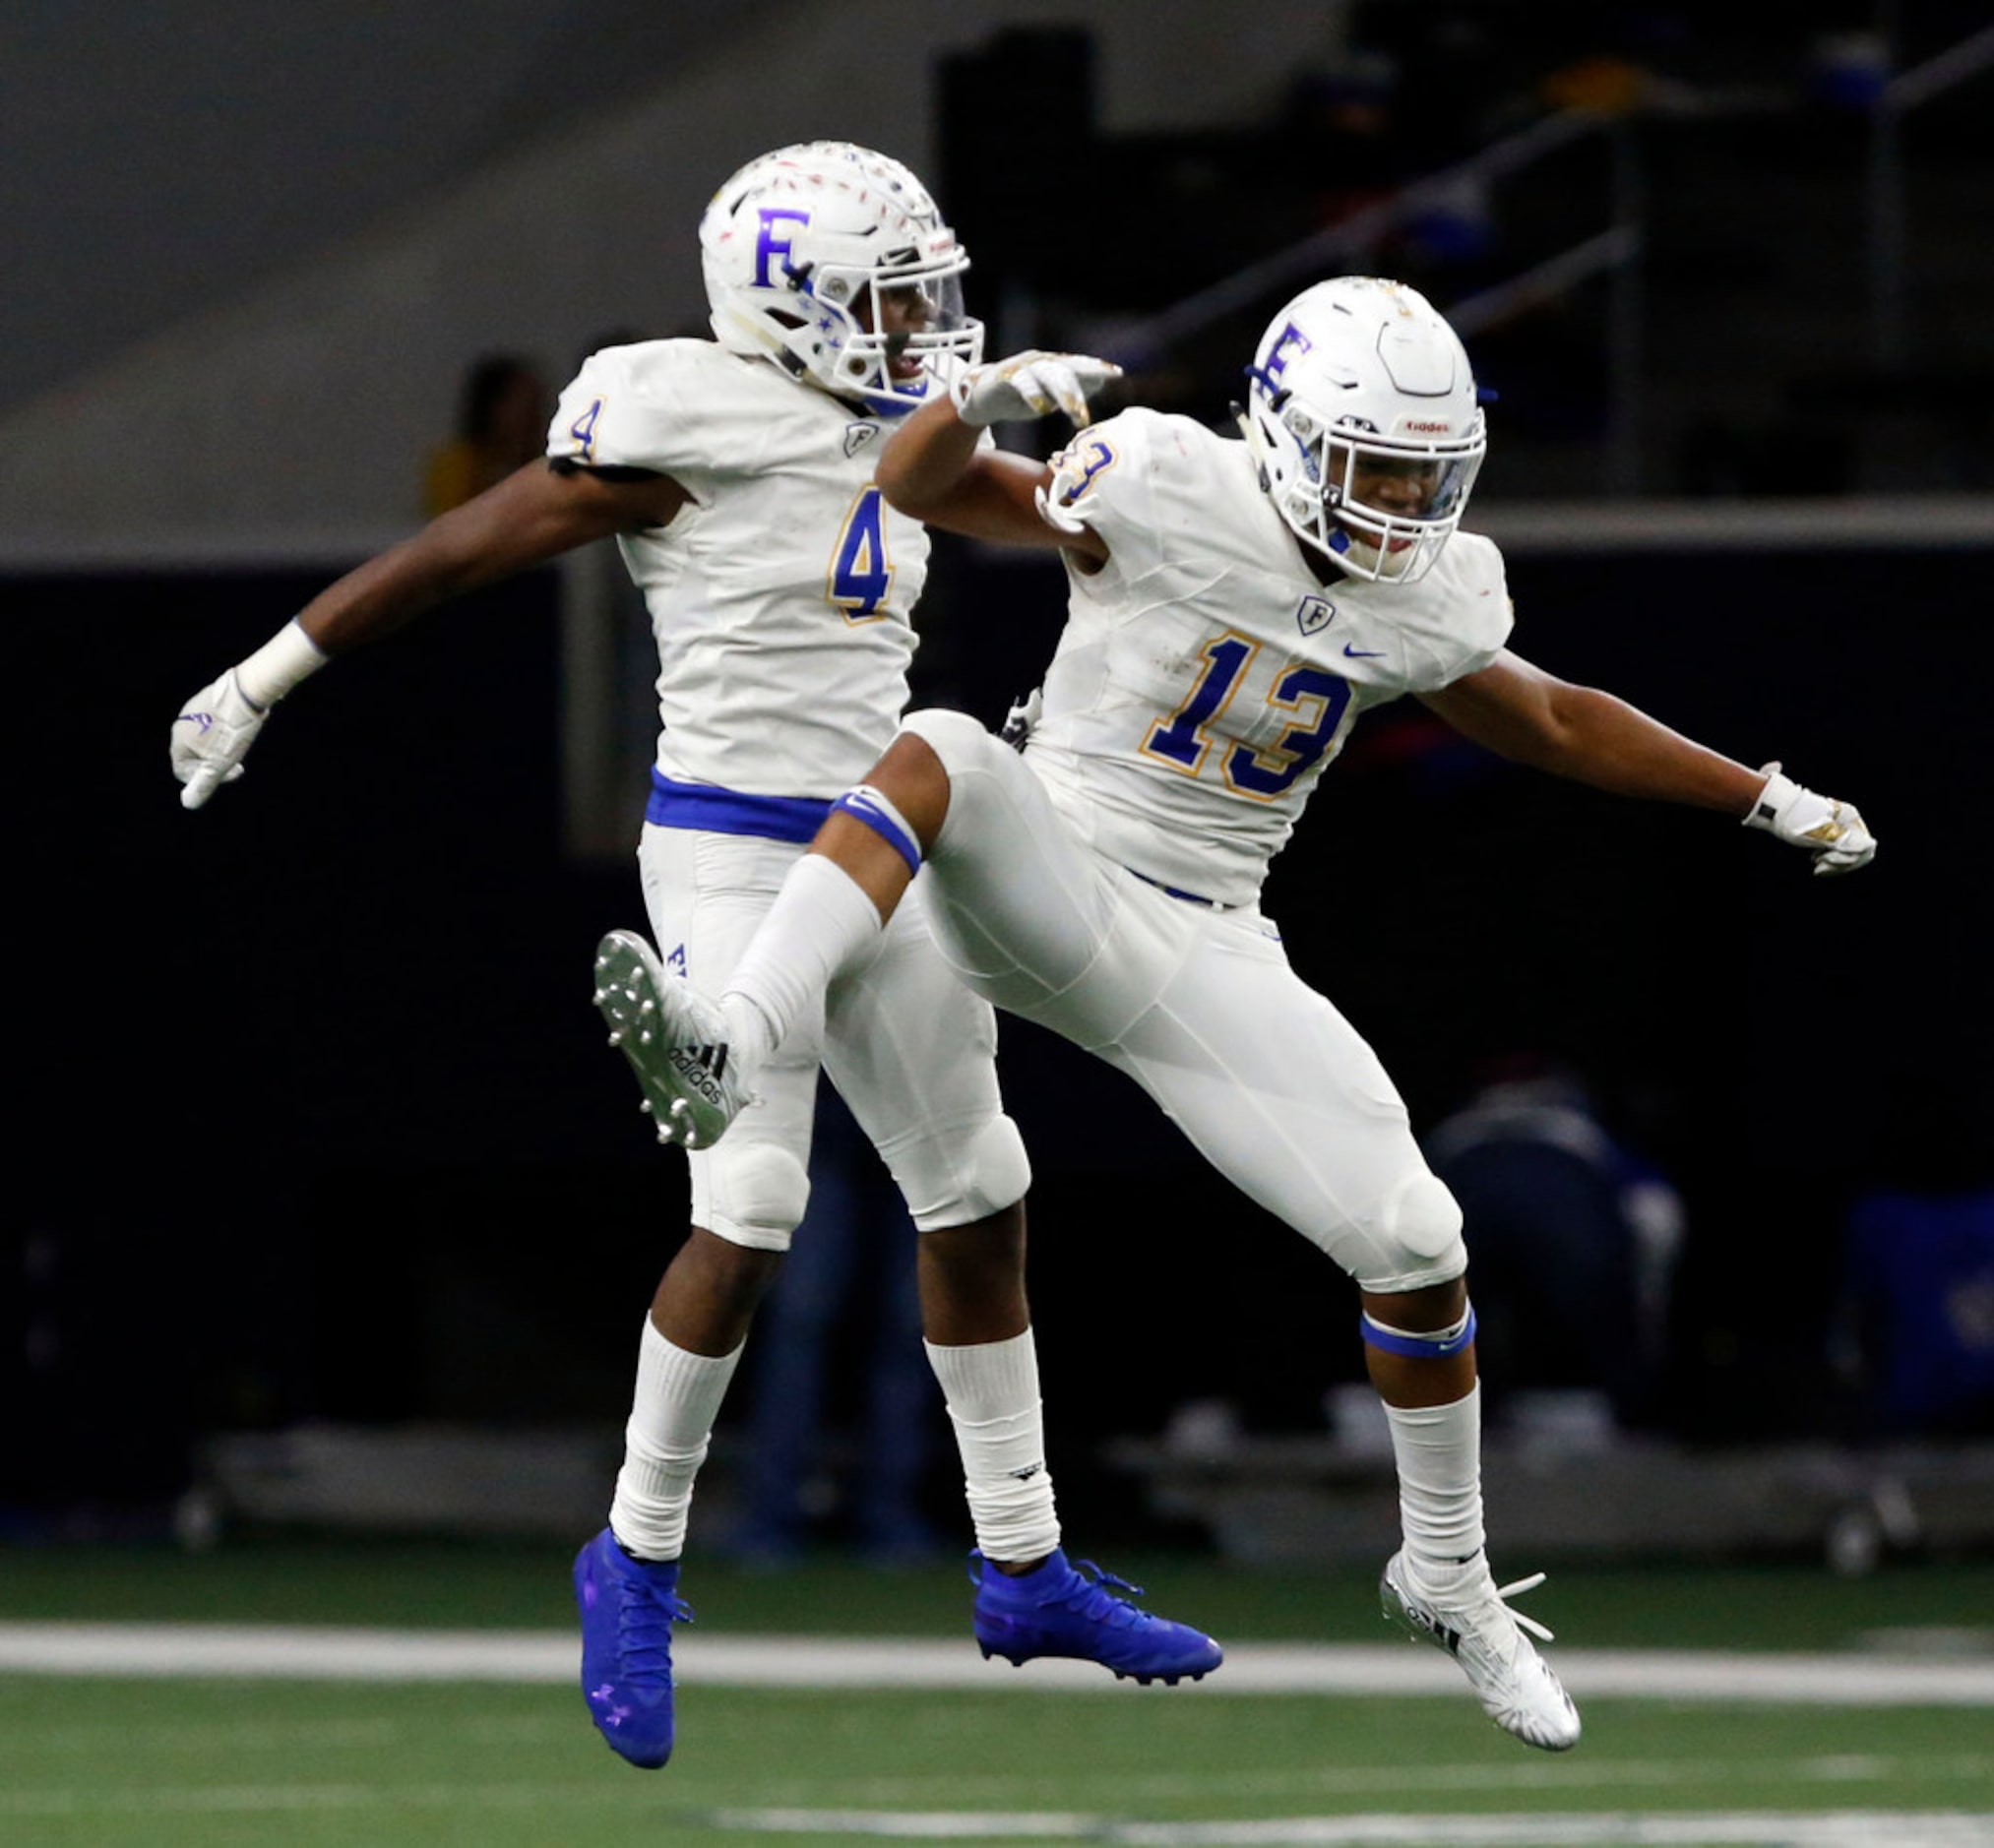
[900,708,994,785]
[1367,1170,1467,1289]
[694,1139,811,1253]
[895,1111,1031,1231]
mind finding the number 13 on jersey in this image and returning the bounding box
[1144,631,1353,800]
[828,486,894,622]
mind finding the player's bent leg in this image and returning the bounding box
[1070,917,1570,1720]
[594,928,750,1148]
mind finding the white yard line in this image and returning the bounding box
[712,1814,1994,1845]
[14,1791,1974,1846]
[0,1786,1990,1844]
[0,1625,1991,1704]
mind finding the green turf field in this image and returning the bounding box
[4,1539,1991,1846]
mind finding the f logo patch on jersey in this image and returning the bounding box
[842,421,881,459]
[1296,594,1335,636]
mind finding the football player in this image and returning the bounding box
[168,142,1219,1773]
[596,277,1878,1754]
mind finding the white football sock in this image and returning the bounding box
[608,1317,743,1562]
[720,852,884,1070]
[1386,1382,1487,1588]
[924,1327,1061,1565]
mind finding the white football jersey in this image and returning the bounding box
[1026,407,1513,908]
[547,339,929,797]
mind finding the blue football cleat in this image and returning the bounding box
[969,1547,1222,1685]
[573,1527,694,1769]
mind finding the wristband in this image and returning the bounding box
[235,618,330,708]
[1743,765,1799,832]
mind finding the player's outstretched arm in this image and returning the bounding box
[169,462,687,810]
[1418,648,1876,875]
[875,351,1116,561]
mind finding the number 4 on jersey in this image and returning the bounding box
[828,486,894,621]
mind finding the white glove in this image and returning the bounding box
[1744,763,1877,876]
[999,686,1043,752]
[170,618,329,810]
[171,669,270,810]
[952,349,1121,428]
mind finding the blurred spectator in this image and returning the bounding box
[422,353,552,516]
[1281,52,1409,238]
[1843,1084,1994,1437]
[1539,53,1652,116]
[1422,1058,1685,1434]
[1805,31,1892,112]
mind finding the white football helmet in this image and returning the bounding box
[1239,277,1486,583]
[700,142,982,416]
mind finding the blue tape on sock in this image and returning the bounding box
[1360,1304,1477,1360]
[832,786,922,876]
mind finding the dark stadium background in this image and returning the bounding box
[13,532,1985,1520]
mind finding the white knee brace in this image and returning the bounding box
[696,1140,812,1252]
[1370,1169,1467,1286]
[897,1111,1031,1231]
[899,708,994,794]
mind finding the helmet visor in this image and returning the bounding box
[1328,438,1482,528]
[824,264,981,401]
[1315,428,1484,581]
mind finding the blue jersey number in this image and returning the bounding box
[828,487,893,621]
[1145,633,1351,801]
[1144,636,1256,773]
[1227,665,1351,797]
[568,398,603,462]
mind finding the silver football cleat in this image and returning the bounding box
[1381,1550,1581,1751]
[592,930,750,1149]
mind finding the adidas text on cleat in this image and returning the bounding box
[969,1548,1223,1685]
[592,929,748,1148]
[1380,1549,1581,1751]
[573,1527,694,1769]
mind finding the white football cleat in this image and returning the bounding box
[1381,1550,1581,1751]
[592,930,749,1150]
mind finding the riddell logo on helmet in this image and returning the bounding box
[1402,419,1454,433]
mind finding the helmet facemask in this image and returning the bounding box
[801,256,978,410]
[1288,415,1484,583]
